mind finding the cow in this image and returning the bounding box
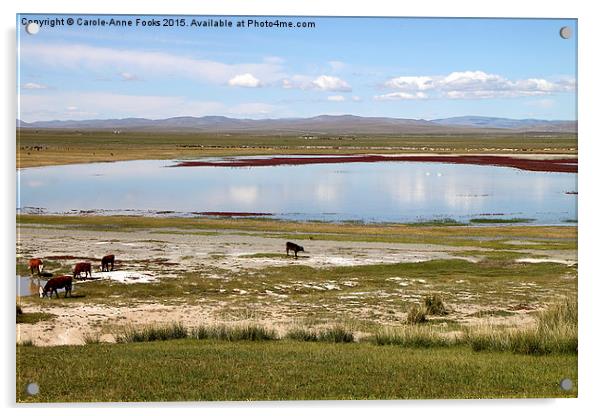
[101,254,115,272]
[28,258,43,275]
[39,275,72,298]
[286,241,305,259]
[73,262,92,280]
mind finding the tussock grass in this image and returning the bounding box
[82,332,102,345]
[375,326,456,348]
[191,323,277,342]
[406,305,428,324]
[285,327,319,342]
[316,326,355,343]
[423,293,448,315]
[466,296,577,355]
[17,304,23,316]
[17,339,34,347]
[116,322,188,343]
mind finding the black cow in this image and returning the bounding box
[286,242,304,259]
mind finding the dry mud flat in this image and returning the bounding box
[16,225,576,346]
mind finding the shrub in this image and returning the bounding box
[17,304,23,316]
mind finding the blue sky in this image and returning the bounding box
[17,15,577,122]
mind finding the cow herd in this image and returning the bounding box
[27,254,116,299]
[28,241,306,300]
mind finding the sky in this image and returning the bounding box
[17,15,577,122]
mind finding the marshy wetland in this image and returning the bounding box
[16,132,578,401]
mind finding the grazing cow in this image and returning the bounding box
[39,275,72,298]
[286,241,305,259]
[73,262,92,280]
[28,258,43,275]
[101,254,115,272]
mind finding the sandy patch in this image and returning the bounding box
[93,270,157,284]
[515,257,576,266]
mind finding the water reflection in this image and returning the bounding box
[18,159,577,224]
[17,275,43,297]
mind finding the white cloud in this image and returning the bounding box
[380,70,575,100]
[22,82,47,89]
[120,72,139,81]
[20,43,286,85]
[228,73,261,88]
[20,92,225,121]
[312,75,352,92]
[385,76,434,91]
[351,96,362,102]
[327,95,345,102]
[374,92,428,101]
[281,75,313,89]
[281,74,352,92]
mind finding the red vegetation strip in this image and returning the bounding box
[192,211,273,217]
[174,155,577,173]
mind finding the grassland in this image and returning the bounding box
[17,129,577,168]
[16,340,576,402]
[17,214,577,251]
[16,212,577,401]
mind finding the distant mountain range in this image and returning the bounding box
[17,115,577,134]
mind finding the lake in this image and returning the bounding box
[17,157,577,224]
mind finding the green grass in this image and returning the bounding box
[17,214,577,251]
[374,326,456,348]
[17,312,56,325]
[285,326,354,343]
[407,218,465,226]
[115,322,188,343]
[191,323,278,342]
[16,340,577,401]
[17,129,577,168]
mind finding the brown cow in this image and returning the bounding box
[286,241,305,259]
[101,254,115,272]
[39,275,72,298]
[73,262,92,280]
[28,258,43,275]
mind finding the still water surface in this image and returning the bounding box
[17,158,577,224]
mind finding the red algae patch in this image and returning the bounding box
[173,154,577,173]
[192,211,273,217]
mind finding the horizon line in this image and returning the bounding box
[17,113,578,124]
